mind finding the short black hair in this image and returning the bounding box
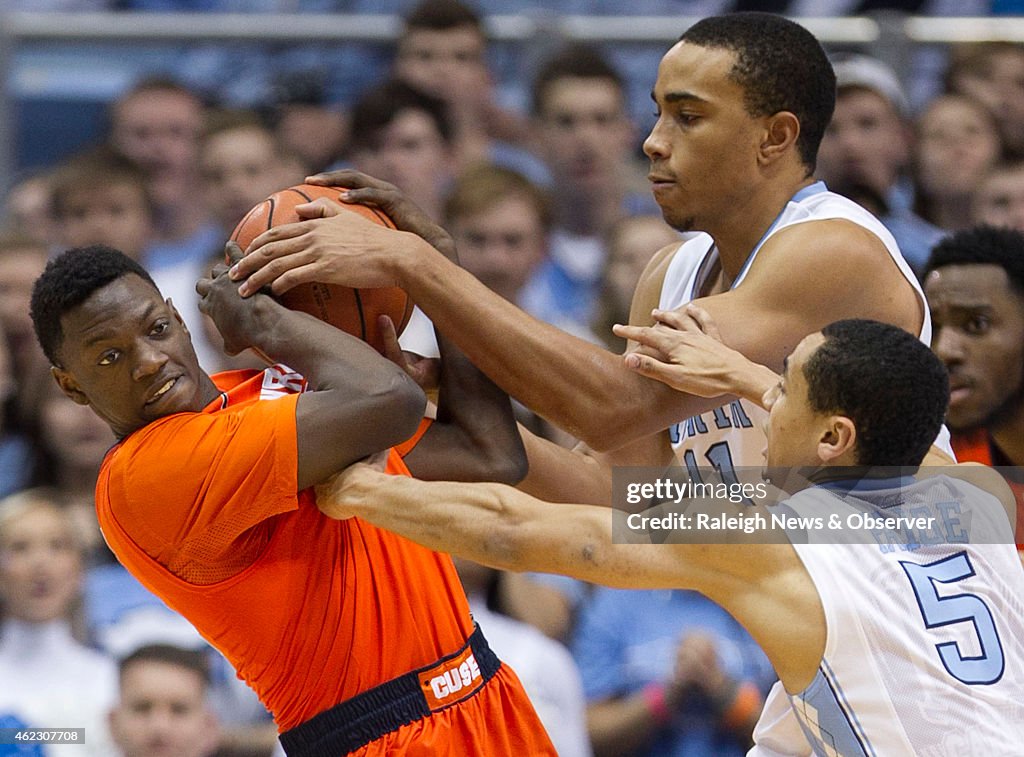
[349,79,452,152]
[924,225,1024,295]
[402,0,482,33]
[530,42,624,118]
[803,320,949,467]
[30,245,159,367]
[679,12,836,173]
[119,643,210,686]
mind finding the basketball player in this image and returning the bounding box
[230,13,950,508]
[317,317,1024,756]
[29,241,554,755]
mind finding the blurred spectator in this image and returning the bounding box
[0,232,50,382]
[50,147,156,262]
[108,644,219,757]
[945,42,1024,160]
[522,42,655,333]
[445,163,550,307]
[349,78,456,222]
[572,588,772,757]
[0,489,118,757]
[199,110,306,234]
[32,378,117,566]
[108,76,222,271]
[590,215,681,353]
[912,93,1002,232]
[268,70,350,176]
[392,0,549,184]
[454,557,592,757]
[924,225,1024,548]
[0,323,33,500]
[973,160,1024,231]
[2,172,60,249]
[816,53,943,276]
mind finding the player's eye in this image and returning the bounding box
[98,350,120,366]
[150,320,170,337]
[965,315,990,335]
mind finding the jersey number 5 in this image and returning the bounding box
[900,551,1005,685]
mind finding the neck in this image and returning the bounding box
[709,173,815,281]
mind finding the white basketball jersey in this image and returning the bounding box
[658,182,951,474]
[772,476,1024,756]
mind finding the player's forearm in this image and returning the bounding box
[724,358,779,409]
[518,428,613,505]
[245,295,425,479]
[428,325,527,484]
[322,473,529,569]
[390,245,723,450]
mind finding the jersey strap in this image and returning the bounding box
[278,624,501,756]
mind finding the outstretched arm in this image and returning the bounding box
[316,463,825,692]
[198,244,425,491]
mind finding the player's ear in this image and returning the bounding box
[759,111,800,166]
[51,366,90,406]
[166,298,189,333]
[817,415,856,463]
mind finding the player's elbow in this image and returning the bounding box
[377,373,428,448]
[471,428,529,486]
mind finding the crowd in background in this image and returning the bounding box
[2,1,1024,756]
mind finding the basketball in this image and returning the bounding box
[230,183,414,352]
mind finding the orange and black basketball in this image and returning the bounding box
[231,184,414,352]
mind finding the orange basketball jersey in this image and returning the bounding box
[95,365,553,754]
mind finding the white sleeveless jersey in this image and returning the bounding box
[658,182,951,474]
[767,476,1024,756]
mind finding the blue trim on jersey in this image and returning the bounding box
[732,181,830,285]
[791,665,873,757]
[822,659,877,757]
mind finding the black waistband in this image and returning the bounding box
[279,624,501,757]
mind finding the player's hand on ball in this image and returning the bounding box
[306,169,458,262]
[197,242,266,355]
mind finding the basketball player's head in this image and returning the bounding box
[645,13,835,232]
[678,13,835,172]
[30,245,205,440]
[763,320,948,471]
[924,225,1024,433]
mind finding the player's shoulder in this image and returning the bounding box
[629,237,691,326]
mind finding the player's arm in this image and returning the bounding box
[317,464,824,691]
[402,280,527,486]
[514,248,680,505]
[198,245,426,491]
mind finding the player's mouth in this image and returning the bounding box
[648,174,676,193]
[948,378,972,407]
[145,376,181,406]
